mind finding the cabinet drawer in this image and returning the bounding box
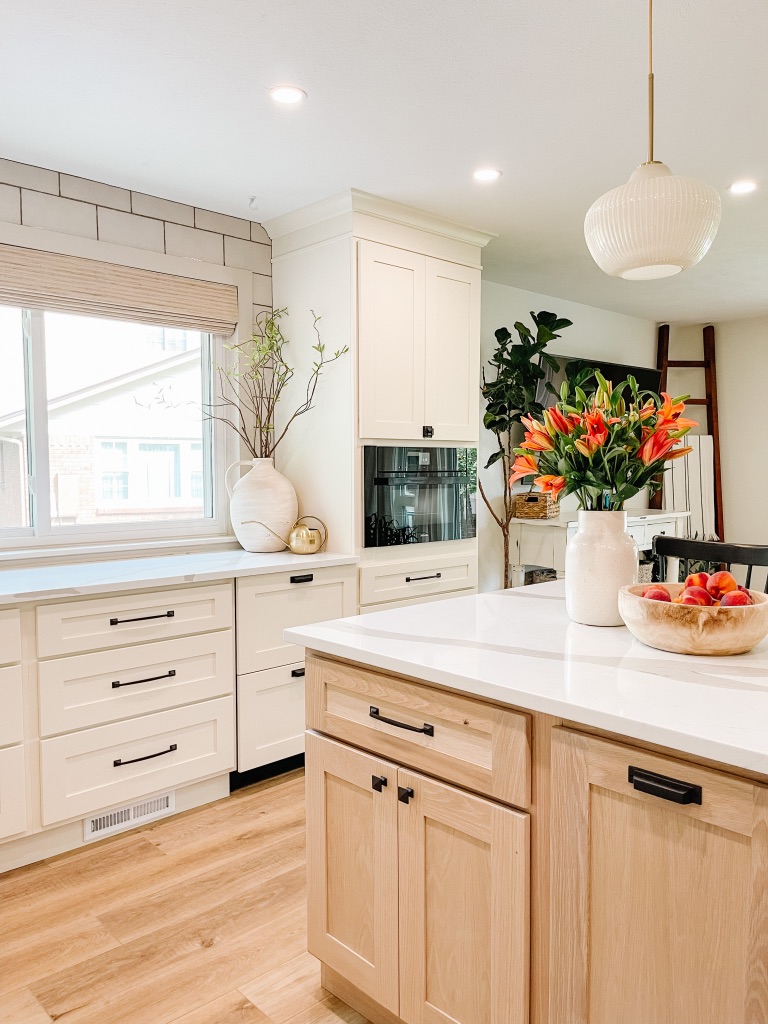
[359,552,477,607]
[306,655,530,808]
[0,665,23,747]
[0,744,26,840]
[518,527,557,570]
[0,608,22,665]
[37,583,234,658]
[40,696,235,825]
[237,662,306,772]
[236,566,355,673]
[39,631,235,737]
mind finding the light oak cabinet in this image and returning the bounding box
[358,240,480,443]
[549,728,768,1024]
[306,731,530,1024]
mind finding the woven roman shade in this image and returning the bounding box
[0,244,239,334]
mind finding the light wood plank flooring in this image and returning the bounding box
[0,769,371,1024]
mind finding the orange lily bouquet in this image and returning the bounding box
[510,371,694,509]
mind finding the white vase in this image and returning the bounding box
[565,510,638,626]
[225,458,298,553]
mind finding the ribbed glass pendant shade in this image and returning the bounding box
[584,162,722,280]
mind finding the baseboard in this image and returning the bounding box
[321,964,404,1024]
[229,753,305,791]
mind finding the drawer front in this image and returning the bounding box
[306,654,530,808]
[0,744,26,840]
[644,519,676,546]
[359,552,477,607]
[360,588,477,614]
[0,608,22,665]
[236,566,355,674]
[39,631,235,737]
[37,582,234,658]
[237,662,306,772]
[40,696,235,825]
[0,665,23,747]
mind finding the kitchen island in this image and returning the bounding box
[287,581,768,1024]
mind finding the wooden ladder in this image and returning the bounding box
[655,324,724,539]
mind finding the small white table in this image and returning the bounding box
[509,508,690,579]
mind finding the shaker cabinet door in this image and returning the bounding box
[305,732,400,1013]
[398,769,530,1024]
[550,728,768,1024]
[358,240,426,440]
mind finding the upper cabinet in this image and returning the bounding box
[358,240,481,443]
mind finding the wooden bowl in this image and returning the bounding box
[618,583,768,656]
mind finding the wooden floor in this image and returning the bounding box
[0,769,371,1024]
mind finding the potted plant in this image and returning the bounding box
[510,370,695,624]
[206,307,348,552]
[480,311,573,587]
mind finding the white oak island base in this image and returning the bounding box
[303,651,768,1024]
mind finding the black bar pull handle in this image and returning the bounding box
[110,610,175,626]
[628,765,702,805]
[114,743,177,768]
[372,775,387,792]
[290,574,314,584]
[398,786,414,804]
[370,706,434,737]
[112,669,176,689]
[291,667,306,678]
[405,572,442,583]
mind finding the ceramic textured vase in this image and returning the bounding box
[225,458,298,553]
[565,510,639,626]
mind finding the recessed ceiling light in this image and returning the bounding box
[729,179,757,194]
[268,85,307,105]
[473,168,502,183]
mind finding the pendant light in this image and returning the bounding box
[584,0,721,280]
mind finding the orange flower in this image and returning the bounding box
[534,475,566,501]
[656,392,696,433]
[584,408,609,446]
[638,399,656,421]
[520,426,555,452]
[510,453,539,484]
[666,445,693,461]
[574,435,602,458]
[543,407,574,436]
[638,429,677,465]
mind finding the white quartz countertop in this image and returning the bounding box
[0,549,358,603]
[286,581,768,776]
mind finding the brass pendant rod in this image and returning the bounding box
[647,0,654,163]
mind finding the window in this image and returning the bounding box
[0,308,224,546]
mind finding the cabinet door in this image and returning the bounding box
[550,729,768,1024]
[423,258,481,443]
[236,662,306,771]
[358,240,426,439]
[305,732,400,1013]
[398,768,529,1024]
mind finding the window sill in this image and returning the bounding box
[0,534,242,570]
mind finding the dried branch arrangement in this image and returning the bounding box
[206,307,348,459]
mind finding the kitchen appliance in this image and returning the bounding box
[363,446,476,548]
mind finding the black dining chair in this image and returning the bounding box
[652,535,768,592]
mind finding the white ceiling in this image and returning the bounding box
[2,0,767,324]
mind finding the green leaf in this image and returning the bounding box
[484,449,505,469]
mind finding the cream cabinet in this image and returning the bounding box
[306,731,529,1024]
[358,240,480,443]
[549,729,768,1024]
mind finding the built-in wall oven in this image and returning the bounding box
[363,446,476,548]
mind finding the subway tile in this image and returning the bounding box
[0,183,21,224]
[252,273,272,306]
[21,189,97,237]
[165,222,224,264]
[97,207,164,251]
[224,235,271,274]
[194,207,250,239]
[60,174,131,211]
[132,192,194,226]
[250,221,270,244]
[0,158,58,194]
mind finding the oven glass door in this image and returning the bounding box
[363,446,477,547]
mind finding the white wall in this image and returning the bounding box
[478,280,657,592]
[713,316,768,562]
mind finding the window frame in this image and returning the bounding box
[0,306,236,551]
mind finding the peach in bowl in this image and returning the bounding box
[618,577,768,656]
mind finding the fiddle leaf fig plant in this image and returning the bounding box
[479,311,573,586]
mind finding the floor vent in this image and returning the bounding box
[83,791,176,842]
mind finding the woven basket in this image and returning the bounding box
[514,492,559,520]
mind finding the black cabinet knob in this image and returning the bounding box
[422,425,434,438]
